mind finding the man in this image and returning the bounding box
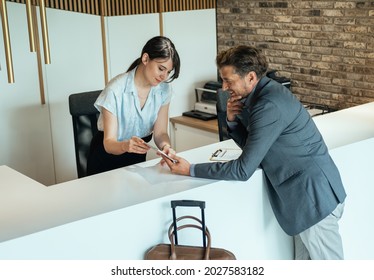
[161,45,346,260]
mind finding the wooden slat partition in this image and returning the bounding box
[6,0,215,15]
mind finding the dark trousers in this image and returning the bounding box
[86,131,152,176]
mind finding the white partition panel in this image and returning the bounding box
[45,9,105,183]
[163,9,218,117]
[106,14,160,79]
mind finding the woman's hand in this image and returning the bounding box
[124,136,150,154]
[159,144,175,166]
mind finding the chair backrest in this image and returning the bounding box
[68,90,101,178]
[216,89,231,142]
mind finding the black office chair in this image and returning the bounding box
[69,90,101,178]
[216,89,231,141]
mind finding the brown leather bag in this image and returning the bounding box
[144,215,236,260]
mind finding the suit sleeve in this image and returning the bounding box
[194,99,286,181]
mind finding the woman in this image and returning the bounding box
[87,36,180,175]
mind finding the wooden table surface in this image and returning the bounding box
[170,115,219,134]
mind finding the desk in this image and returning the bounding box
[169,116,219,152]
[2,137,374,259]
[0,140,293,260]
[313,101,374,149]
[1,102,374,259]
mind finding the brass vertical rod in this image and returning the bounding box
[26,0,36,52]
[31,5,46,104]
[0,0,14,83]
[100,0,108,84]
[39,0,51,64]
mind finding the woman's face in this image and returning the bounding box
[143,54,173,86]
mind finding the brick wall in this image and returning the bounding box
[216,0,374,110]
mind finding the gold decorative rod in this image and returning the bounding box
[39,0,51,64]
[0,0,15,83]
[31,4,46,104]
[26,0,36,52]
[100,0,108,84]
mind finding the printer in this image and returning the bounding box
[183,81,222,121]
[182,71,290,121]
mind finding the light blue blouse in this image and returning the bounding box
[95,68,172,141]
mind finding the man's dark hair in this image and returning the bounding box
[216,45,268,78]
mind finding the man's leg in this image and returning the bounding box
[294,234,310,260]
[298,202,345,260]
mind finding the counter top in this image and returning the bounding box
[0,139,294,259]
[1,101,374,259]
[313,101,374,149]
[0,140,238,244]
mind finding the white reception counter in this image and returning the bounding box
[0,102,373,259]
[0,139,292,260]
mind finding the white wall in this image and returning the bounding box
[106,13,160,79]
[45,8,105,183]
[0,2,55,185]
[163,9,218,117]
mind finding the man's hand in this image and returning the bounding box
[226,94,244,122]
[160,153,191,176]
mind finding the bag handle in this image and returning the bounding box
[171,200,206,248]
[168,215,212,260]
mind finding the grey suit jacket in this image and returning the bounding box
[194,76,346,235]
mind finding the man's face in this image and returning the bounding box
[219,66,255,99]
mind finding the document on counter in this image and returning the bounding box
[210,148,242,162]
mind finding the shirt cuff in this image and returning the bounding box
[226,119,238,130]
[190,164,196,177]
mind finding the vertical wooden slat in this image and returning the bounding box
[96,0,99,15]
[5,0,215,15]
[124,0,128,15]
[129,0,133,14]
[135,0,139,14]
[116,0,120,16]
[86,0,91,14]
[158,0,163,35]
